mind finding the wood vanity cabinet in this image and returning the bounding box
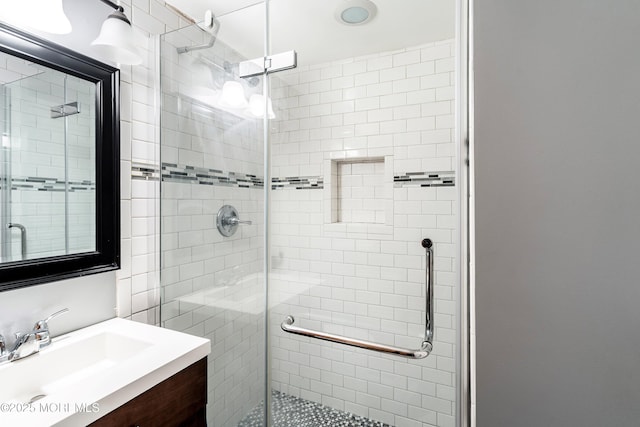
[90,358,207,427]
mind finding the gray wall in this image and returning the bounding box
[474,1,640,426]
[0,273,116,349]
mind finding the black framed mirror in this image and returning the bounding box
[0,22,120,291]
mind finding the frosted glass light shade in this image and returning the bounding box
[248,94,275,119]
[91,11,142,65]
[219,81,248,109]
[0,0,71,34]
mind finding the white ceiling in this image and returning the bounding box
[166,0,455,65]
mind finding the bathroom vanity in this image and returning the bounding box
[0,318,210,426]
[89,358,207,426]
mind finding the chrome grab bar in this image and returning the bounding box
[281,238,435,359]
[7,223,26,260]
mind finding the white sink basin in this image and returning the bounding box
[0,318,210,426]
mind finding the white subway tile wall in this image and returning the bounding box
[158,25,266,426]
[269,39,457,427]
[115,0,191,325]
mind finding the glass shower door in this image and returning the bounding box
[266,1,463,426]
[3,69,67,261]
[159,5,268,426]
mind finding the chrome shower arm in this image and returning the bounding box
[176,15,221,54]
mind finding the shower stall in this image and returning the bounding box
[159,1,468,425]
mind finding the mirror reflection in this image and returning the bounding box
[0,51,96,262]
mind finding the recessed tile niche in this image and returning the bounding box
[338,159,384,223]
[324,156,393,230]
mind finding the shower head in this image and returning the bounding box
[176,10,221,54]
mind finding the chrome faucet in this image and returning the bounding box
[0,308,68,363]
[7,332,39,362]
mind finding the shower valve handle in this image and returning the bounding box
[228,218,252,225]
[216,205,251,237]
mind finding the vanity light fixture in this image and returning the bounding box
[92,0,142,65]
[0,0,72,34]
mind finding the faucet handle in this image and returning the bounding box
[45,308,69,324]
[33,308,68,348]
[34,308,69,331]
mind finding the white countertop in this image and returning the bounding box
[0,318,210,426]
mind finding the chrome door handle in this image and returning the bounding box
[281,238,435,359]
[422,238,434,345]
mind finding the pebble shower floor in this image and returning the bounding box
[238,391,391,427]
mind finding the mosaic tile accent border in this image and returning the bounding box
[133,161,453,192]
[149,162,325,190]
[162,163,264,188]
[132,162,160,181]
[1,177,95,192]
[272,176,324,190]
[238,390,390,427]
[394,171,455,188]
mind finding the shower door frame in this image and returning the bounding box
[455,0,471,425]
